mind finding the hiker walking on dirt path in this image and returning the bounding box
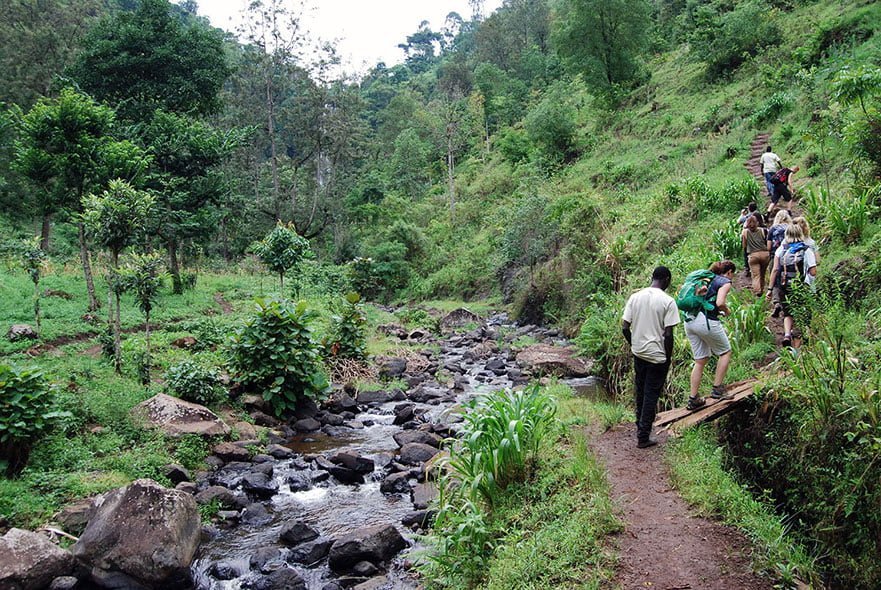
[767,210,792,317]
[742,215,770,296]
[768,224,817,348]
[684,261,736,406]
[622,266,679,449]
[760,146,782,198]
[768,165,800,213]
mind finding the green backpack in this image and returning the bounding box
[676,269,717,322]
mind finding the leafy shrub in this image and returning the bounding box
[229,299,329,416]
[349,241,410,302]
[294,261,353,297]
[323,293,368,361]
[495,126,532,164]
[726,293,771,352]
[0,365,68,476]
[174,434,210,471]
[395,308,441,333]
[165,360,225,406]
[524,92,577,165]
[179,317,229,351]
[690,1,780,80]
[576,300,631,396]
[749,91,794,125]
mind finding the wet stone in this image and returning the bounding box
[209,560,241,580]
[241,472,278,498]
[393,430,442,448]
[241,503,272,526]
[250,454,273,464]
[321,413,345,426]
[242,567,306,590]
[379,471,411,495]
[399,443,440,466]
[330,451,374,474]
[249,546,285,573]
[195,485,245,509]
[265,444,293,459]
[213,442,251,463]
[162,464,191,485]
[401,510,436,530]
[353,561,380,577]
[49,576,79,590]
[392,403,415,425]
[287,472,312,492]
[279,521,319,546]
[287,538,333,566]
[294,417,321,432]
[411,482,438,510]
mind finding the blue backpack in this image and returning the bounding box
[768,224,787,253]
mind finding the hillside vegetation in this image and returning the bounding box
[1,0,881,587]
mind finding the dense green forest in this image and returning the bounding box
[2,0,881,588]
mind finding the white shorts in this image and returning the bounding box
[685,313,731,360]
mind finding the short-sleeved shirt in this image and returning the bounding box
[760,152,781,173]
[622,287,680,364]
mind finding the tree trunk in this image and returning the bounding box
[33,280,41,336]
[78,222,100,312]
[40,213,52,252]
[144,309,151,384]
[265,71,281,220]
[112,251,122,374]
[168,239,183,294]
[447,130,456,218]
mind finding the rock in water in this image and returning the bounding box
[132,393,231,437]
[398,443,440,466]
[0,528,75,590]
[327,524,408,573]
[72,479,201,589]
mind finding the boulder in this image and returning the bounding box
[393,430,442,448]
[325,393,358,414]
[212,442,251,463]
[287,538,333,566]
[411,482,439,510]
[329,452,374,475]
[133,393,231,438]
[293,417,321,432]
[279,521,319,546]
[320,412,345,426]
[439,308,481,331]
[56,498,98,536]
[392,403,416,425]
[242,567,306,590]
[294,398,320,419]
[353,562,379,577]
[515,344,593,377]
[194,486,245,509]
[71,479,200,589]
[241,503,273,526]
[398,443,440,466]
[408,385,448,404]
[265,444,293,460]
[401,510,436,529]
[0,528,75,590]
[208,560,241,580]
[242,472,278,498]
[327,525,408,573]
[356,389,395,405]
[6,324,38,342]
[48,576,79,590]
[249,547,284,573]
[287,472,312,492]
[377,357,407,379]
[162,464,191,486]
[379,471,411,495]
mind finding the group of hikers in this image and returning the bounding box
[622,146,817,448]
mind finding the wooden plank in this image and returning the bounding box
[668,386,755,431]
[654,379,757,429]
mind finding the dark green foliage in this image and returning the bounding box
[228,299,330,417]
[712,219,742,260]
[165,360,224,406]
[349,242,410,302]
[552,0,651,92]
[251,223,312,290]
[688,1,780,80]
[0,365,68,476]
[69,0,231,120]
[5,238,47,333]
[501,193,556,280]
[81,180,155,261]
[324,293,367,361]
[750,91,795,125]
[524,88,577,164]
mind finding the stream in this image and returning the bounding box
[189,312,570,590]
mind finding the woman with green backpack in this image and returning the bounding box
[679,260,737,409]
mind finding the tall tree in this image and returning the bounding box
[551,0,651,91]
[69,0,230,121]
[0,0,104,109]
[14,88,150,310]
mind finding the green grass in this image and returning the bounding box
[666,427,821,588]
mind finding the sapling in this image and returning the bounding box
[250,222,311,292]
[120,251,164,380]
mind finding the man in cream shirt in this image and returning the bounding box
[760,146,782,198]
[622,266,685,448]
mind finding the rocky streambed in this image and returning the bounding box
[1,310,595,590]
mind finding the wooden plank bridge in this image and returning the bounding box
[653,379,758,433]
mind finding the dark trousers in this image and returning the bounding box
[634,356,670,442]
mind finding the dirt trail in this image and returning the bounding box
[735,132,806,347]
[214,292,234,314]
[590,424,773,590]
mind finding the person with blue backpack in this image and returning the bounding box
[767,224,818,347]
[766,210,792,317]
[677,260,737,409]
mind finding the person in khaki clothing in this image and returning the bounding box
[742,213,769,295]
[622,266,680,449]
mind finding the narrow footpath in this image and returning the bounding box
[590,424,773,590]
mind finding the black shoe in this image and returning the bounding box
[686,396,706,411]
[782,333,792,347]
[637,438,658,449]
[771,305,782,318]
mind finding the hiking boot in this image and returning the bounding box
[710,384,734,400]
[637,438,658,449]
[782,333,792,347]
[686,396,706,411]
[771,304,782,318]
